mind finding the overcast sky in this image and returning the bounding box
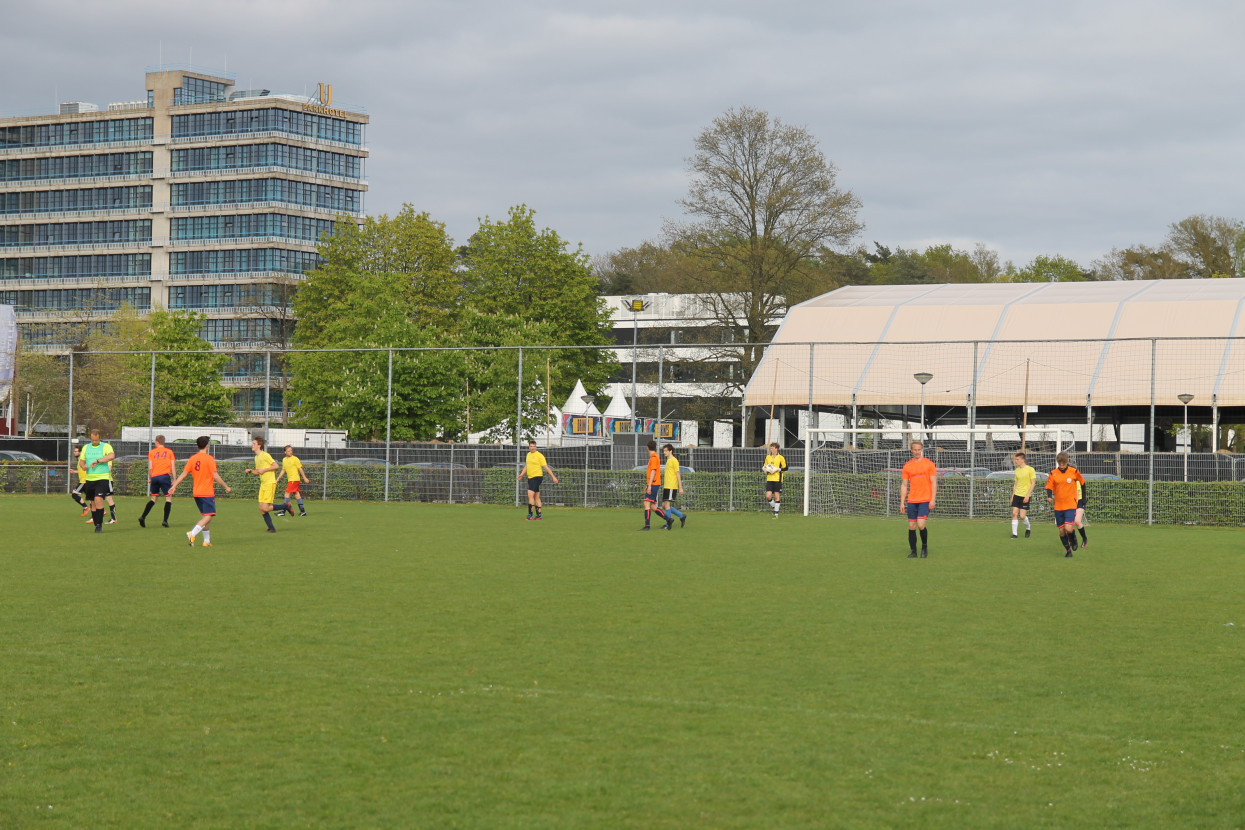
[3,0,1242,269]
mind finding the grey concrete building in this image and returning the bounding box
[0,65,368,418]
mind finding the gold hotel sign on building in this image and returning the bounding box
[303,83,351,118]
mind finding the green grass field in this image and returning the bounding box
[4,496,1244,828]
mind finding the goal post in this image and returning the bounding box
[802,427,1075,518]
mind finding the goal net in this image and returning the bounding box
[802,427,1075,518]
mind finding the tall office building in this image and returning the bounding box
[0,65,368,418]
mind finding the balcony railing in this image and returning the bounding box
[0,239,153,254]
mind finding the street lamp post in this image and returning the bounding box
[914,373,933,440]
[624,298,648,466]
[1178,393,1193,482]
[23,385,33,438]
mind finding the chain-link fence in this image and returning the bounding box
[7,440,1245,526]
[8,335,1245,525]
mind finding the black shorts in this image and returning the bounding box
[82,479,111,501]
[661,488,678,503]
[766,481,782,494]
[527,476,543,493]
[1010,494,1030,509]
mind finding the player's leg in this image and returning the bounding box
[916,511,929,557]
[1021,506,1030,537]
[771,485,781,517]
[906,502,919,556]
[140,483,158,526]
[534,489,543,519]
[295,484,306,516]
[162,493,172,526]
[105,489,117,523]
[1075,506,1087,546]
[1011,502,1020,537]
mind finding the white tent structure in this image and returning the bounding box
[747,279,1245,408]
[560,379,600,416]
[601,394,633,434]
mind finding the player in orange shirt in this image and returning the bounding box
[899,440,937,558]
[1044,451,1086,557]
[639,439,671,530]
[139,434,176,528]
[168,435,232,547]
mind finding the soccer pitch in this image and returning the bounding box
[4,497,1243,828]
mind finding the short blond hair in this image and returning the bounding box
[910,440,923,449]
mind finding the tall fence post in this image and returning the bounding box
[148,351,156,452]
[384,348,393,503]
[728,447,735,511]
[1148,338,1156,525]
[66,353,74,490]
[656,346,664,442]
[264,351,272,436]
[583,443,590,507]
[448,442,455,504]
[516,347,523,507]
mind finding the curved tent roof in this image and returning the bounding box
[745,279,1245,408]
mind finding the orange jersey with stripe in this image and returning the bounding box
[186,451,219,497]
[646,451,662,486]
[1045,465,1085,511]
[148,445,175,478]
[902,457,937,503]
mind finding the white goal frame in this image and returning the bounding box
[802,427,1071,517]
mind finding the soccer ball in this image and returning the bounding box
[763,464,778,474]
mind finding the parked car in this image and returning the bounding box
[631,465,696,473]
[404,461,469,470]
[1081,473,1121,480]
[0,450,44,462]
[333,457,391,466]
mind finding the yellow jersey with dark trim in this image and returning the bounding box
[764,453,786,483]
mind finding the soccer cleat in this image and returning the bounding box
[907,551,918,558]
[1079,538,1088,548]
[299,512,307,517]
[85,517,94,523]
[920,548,928,558]
[1011,534,1017,539]
[265,528,277,533]
[161,521,169,528]
[186,531,195,546]
[80,507,90,517]
[107,518,117,525]
[639,526,651,531]
[94,525,102,533]
[1065,551,1073,557]
[1024,529,1031,538]
[274,510,286,517]
[202,543,213,548]
[139,517,146,528]
[1069,537,1079,552]
[680,515,686,528]
[525,515,533,521]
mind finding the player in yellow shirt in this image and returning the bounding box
[275,445,310,517]
[245,435,281,533]
[1010,451,1036,539]
[762,442,787,518]
[661,443,687,529]
[70,445,89,517]
[516,439,558,520]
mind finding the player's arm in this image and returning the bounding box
[676,468,684,493]
[297,463,310,484]
[1044,473,1055,499]
[899,475,909,504]
[1022,473,1035,501]
[211,469,232,494]
[542,464,558,484]
[929,473,938,509]
[778,455,787,472]
[516,465,527,481]
[275,467,286,483]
